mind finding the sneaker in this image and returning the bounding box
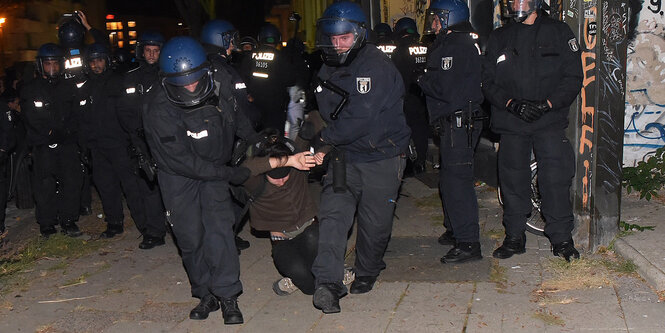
[342,267,355,286]
[272,277,299,296]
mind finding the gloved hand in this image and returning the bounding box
[506,99,550,123]
[228,166,251,185]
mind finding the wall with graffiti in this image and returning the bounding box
[623,4,665,166]
[380,0,429,28]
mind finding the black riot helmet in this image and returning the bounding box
[136,31,165,63]
[502,0,543,22]
[85,43,111,74]
[258,24,282,46]
[58,18,86,49]
[36,43,65,79]
[394,17,419,41]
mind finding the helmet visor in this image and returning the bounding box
[424,9,450,34]
[316,18,365,65]
[161,66,214,107]
[502,0,539,21]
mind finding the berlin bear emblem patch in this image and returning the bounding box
[441,57,453,70]
[357,77,371,94]
[568,38,579,52]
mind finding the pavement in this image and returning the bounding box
[0,175,664,332]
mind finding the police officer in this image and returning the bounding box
[116,31,168,249]
[78,43,146,239]
[418,0,484,263]
[391,17,429,175]
[143,36,254,324]
[200,19,260,251]
[0,91,15,236]
[373,23,397,58]
[20,43,82,237]
[482,0,583,261]
[239,23,295,132]
[311,1,411,314]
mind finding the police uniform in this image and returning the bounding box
[239,44,295,131]
[0,102,15,233]
[78,69,146,231]
[392,36,429,172]
[117,62,167,242]
[142,80,255,304]
[209,54,261,130]
[312,44,411,288]
[20,77,82,234]
[419,22,484,250]
[482,12,582,245]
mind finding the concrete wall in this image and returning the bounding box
[623,5,665,166]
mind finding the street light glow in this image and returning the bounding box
[0,18,6,25]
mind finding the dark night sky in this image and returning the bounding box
[106,0,181,18]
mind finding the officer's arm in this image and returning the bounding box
[20,92,52,139]
[116,74,142,136]
[321,62,404,145]
[545,26,583,110]
[143,107,237,181]
[418,40,478,103]
[481,32,512,108]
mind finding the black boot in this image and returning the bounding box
[349,275,377,294]
[492,234,526,259]
[61,221,82,237]
[219,296,244,325]
[552,239,580,262]
[139,235,165,250]
[313,283,344,314]
[189,294,219,320]
[437,230,456,246]
[40,225,57,238]
[441,242,482,263]
[100,223,124,239]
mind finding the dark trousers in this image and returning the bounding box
[498,131,575,244]
[312,156,405,289]
[135,174,167,238]
[90,146,144,225]
[80,167,92,209]
[404,94,429,167]
[439,119,482,243]
[158,173,242,299]
[0,155,9,228]
[31,143,82,228]
[271,221,319,295]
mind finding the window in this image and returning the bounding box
[127,21,136,28]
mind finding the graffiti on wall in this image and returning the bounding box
[579,3,597,209]
[623,8,665,165]
[383,0,428,27]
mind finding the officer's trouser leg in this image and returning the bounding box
[91,148,125,224]
[0,156,10,229]
[108,147,147,230]
[439,121,481,243]
[56,144,82,222]
[137,177,166,238]
[200,180,242,298]
[404,95,429,167]
[498,134,533,238]
[31,146,58,228]
[354,156,404,277]
[312,162,362,289]
[533,131,575,244]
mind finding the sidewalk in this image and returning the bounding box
[0,177,663,332]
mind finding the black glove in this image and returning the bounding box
[228,166,251,185]
[506,99,550,123]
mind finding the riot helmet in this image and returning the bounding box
[201,20,239,53]
[258,24,282,46]
[85,43,110,75]
[158,36,214,107]
[58,18,86,49]
[394,17,419,39]
[424,0,470,34]
[502,0,542,22]
[36,43,65,80]
[136,31,165,64]
[316,1,368,66]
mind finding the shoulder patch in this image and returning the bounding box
[441,57,453,70]
[356,77,371,94]
[568,38,579,52]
